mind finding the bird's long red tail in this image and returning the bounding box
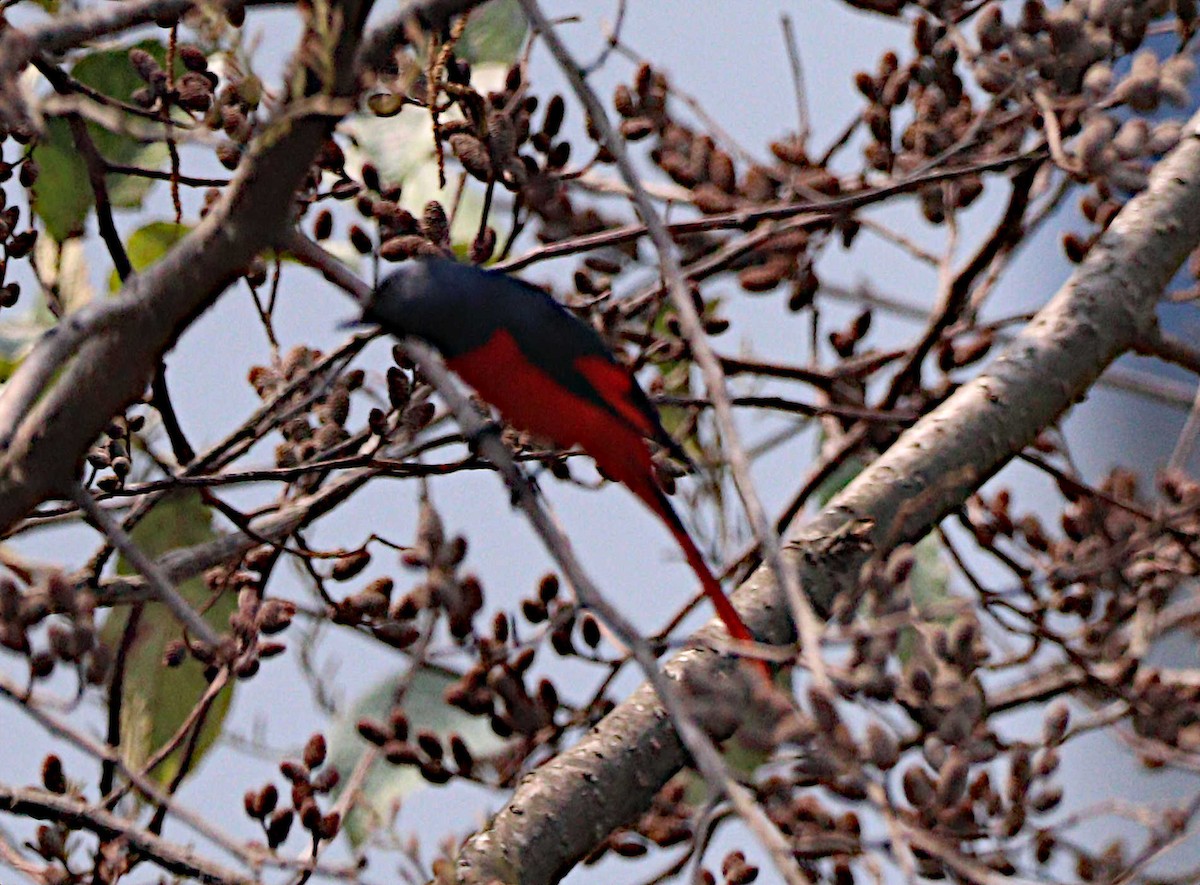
[605,448,768,677]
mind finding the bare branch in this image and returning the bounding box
[0,784,254,885]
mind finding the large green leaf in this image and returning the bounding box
[30,119,93,242]
[101,491,236,787]
[108,222,191,291]
[328,667,508,847]
[457,0,527,65]
[32,40,171,240]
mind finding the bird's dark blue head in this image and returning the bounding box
[366,259,503,358]
[367,257,612,369]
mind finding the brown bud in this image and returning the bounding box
[420,760,452,784]
[738,258,791,293]
[313,209,333,241]
[936,750,969,807]
[175,72,213,112]
[258,783,278,816]
[357,718,390,745]
[383,740,418,765]
[580,613,601,649]
[349,225,373,254]
[416,730,444,760]
[129,48,165,88]
[420,201,450,246]
[380,234,440,262]
[450,133,493,181]
[522,598,548,623]
[42,755,66,794]
[311,767,340,793]
[280,760,308,783]
[331,550,371,581]
[692,183,735,214]
[303,733,327,769]
[257,599,296,634]
[7,230,36,259]
[318,812,340,840]
[266,809,293,848]
[620,117,656,140]
[1043,702,1070,745]
[471,227,497,264]
[449,734,473,774]
[865,722,899,769]
[179,45,208,72]
[546,141,571,170]
[902,764,934,807]
[372,622,420,649]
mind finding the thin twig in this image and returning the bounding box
[0,784,254,885]
[780,14,811,146]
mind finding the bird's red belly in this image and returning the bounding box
[447,329,613,453]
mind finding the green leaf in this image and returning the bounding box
[31,40,172,240]
[458,0,528,65]
[108,222,191,291]
[101,491,235,787]
[30,119,93,241]
[328,667,509,847]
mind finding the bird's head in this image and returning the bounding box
[362,259,468,354]
[363,258,513,358]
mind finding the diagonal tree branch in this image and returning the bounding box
[0,0,498,532]
[450,112,1200,885]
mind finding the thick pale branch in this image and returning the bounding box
[452,114,1200,885]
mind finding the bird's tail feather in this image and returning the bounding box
[616,461,768,676]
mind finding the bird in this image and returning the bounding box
[364,257,761,666]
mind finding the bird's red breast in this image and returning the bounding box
[447,327,656,467]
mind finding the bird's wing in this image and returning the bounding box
[500,271,694,465]
[571,354,696,468]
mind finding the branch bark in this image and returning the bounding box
[0,785,255,885]
[451,113,1200,884]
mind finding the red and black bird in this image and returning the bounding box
[366,257,757,653]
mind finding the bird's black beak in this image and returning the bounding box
[338,316,377,331]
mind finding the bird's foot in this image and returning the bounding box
[509,473,540,507]
[464,419,504,457]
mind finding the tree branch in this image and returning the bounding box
[0,0,411,531]
[0,784,254,885]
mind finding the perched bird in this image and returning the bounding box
[365,257,759,659]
